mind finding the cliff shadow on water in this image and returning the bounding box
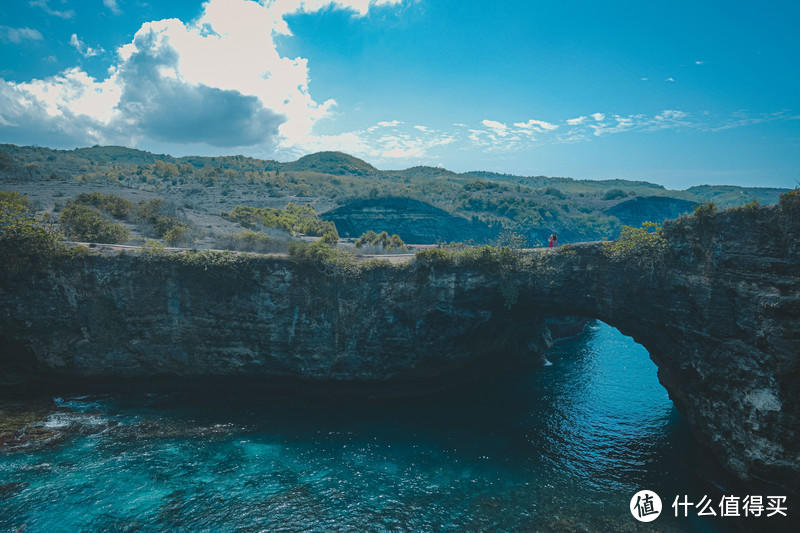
[1,320,792,532]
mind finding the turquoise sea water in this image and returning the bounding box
[1,322,736,531]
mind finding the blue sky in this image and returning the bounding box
[0,0,798,188]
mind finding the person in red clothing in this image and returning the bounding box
[548,233,554,248]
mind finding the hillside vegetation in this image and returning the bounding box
[0,143,789,247]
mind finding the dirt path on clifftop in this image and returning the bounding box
[67,242,585,264]
[68,242,418,264]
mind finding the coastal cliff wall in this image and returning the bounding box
[1,197,799,490]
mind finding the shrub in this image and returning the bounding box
[414,245,520,270]
[223,202,338,237]
[693,202,717,218]
[544,187,565,199]
[137,198,170,225]
[321,230,339,245]
[779,188,800,213]
[223,205,262,228]
[288,239,358,275]
[214,230,288,253]
[73,192,134,219]
[1,191,65,271]
[153,160,179,178]
[163,225,189,246]
[731,199,760,217]
[354,230,406,251]
[142,239,167,257]
[494,229,527,248]
[603,221,667,266]
[136,198,198,243]
[354,230,377,248]
[59,203,130,243]
[0,190,29,207]
[603,189,628,200]
[0,150,13,170]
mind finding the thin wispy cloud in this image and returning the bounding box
[29,0,74,19]
[294,120,455,162]
[707,110,795,132]
[370,108,772,156]
[367,120,403,132]
[103,0,122,15]
[0,26,43,44]
[481,119,511,137]
[450,108,792,151]
[514,119,558,132]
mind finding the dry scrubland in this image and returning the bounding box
[0,144,790,254]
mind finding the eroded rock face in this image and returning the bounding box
[1,201,798,490]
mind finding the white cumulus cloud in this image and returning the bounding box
[0,0,407,153]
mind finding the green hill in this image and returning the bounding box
[605,196,698,227]
[0,143,790,246]
[282,151,378,176]
[71,146,169,165]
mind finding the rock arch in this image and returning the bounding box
[1,198,798,491]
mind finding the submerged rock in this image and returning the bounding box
[0,481,26,500]
[0,399,114,453]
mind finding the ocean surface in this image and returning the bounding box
[1,321,735,532]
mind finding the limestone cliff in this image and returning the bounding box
[1,196,799,492]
